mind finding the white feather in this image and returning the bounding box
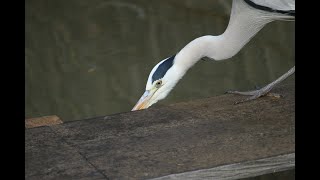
[250,0,295,11]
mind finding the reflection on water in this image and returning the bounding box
[25,0,294,121]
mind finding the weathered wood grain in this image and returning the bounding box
[25,77,295,180]
[151,153,295,180]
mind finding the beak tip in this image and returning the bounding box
[132,90,153,111]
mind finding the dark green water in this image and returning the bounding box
[242,169,295,180]
[25,0,295,121]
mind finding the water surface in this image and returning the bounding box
[25,0,295,121]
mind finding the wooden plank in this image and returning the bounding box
[25,77,295,180]
[25,126,106,180]
[151,153,295,180]
[25,115,63,128]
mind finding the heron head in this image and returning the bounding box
[132,55,182,111]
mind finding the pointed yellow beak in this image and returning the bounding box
[132,90,156,111]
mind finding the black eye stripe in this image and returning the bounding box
[152,55,175,83]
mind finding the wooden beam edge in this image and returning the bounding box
[150,153,295,180]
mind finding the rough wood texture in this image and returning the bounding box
[25,115,63,129]
[151,153,295,180]
[25,77,295,180]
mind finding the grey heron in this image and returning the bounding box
[132,0,295,111]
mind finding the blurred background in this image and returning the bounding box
[25,0,295,122]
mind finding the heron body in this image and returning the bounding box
[132,0,295,111]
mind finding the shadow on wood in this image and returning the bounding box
[25,76,295,180]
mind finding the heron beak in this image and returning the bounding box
[132,90,155,111]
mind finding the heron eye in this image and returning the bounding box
[155,80,162,87]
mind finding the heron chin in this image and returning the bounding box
[132,0,295,111]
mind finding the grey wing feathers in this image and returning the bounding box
[249,0,295,11]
